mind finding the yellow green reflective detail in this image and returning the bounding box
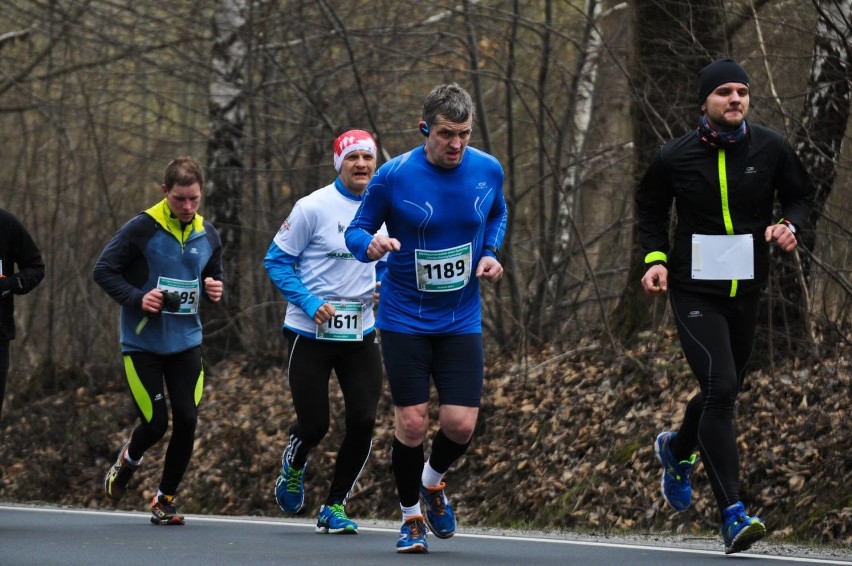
[124,355,153,422]
[717,149,738,297]
[135,316,149,335]
[717,150,734,236]
[194,366,204,406]
[644,251,667,264]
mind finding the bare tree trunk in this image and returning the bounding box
[531,0,554,343]
[767,0,852,358]
[554,0,620,353]
[798,0,852,247]
[204,0,250,361]
[489,0,522,354]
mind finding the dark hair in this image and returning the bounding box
[163,156,205,190]
[421,83,475,128]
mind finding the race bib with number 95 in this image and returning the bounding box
[156,276,200,315]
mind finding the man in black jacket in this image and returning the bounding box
[0,208,45,420]
[636,59,814,555]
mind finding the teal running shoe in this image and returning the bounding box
[315,504,358,534]
[654,431,697,512]
[396,516,428,553]
[274,444,305,513]
[721,501,766,554]
[419,481,456,539]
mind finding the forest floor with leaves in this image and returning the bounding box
[0,330,849,551]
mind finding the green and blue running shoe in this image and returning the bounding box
[721,501,766,554]
[315,504,358,534]
[396,515,428,554]
[274,444,305,513]
[654,431,697,512]
[419,481,456,539]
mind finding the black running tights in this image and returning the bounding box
[284,330,383,506]
[668,287,760,510]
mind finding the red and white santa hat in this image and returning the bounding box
[333,129,377,172]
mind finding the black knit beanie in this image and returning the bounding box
[698,59,750,104]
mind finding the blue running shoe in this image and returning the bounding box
[654,431,697,512]
[721,501,766,554]
[316,504,358,534]
[274,444,305,513]
[420,482,456,539]
[396,516,428,553]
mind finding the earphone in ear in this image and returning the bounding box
[419,121,430,136]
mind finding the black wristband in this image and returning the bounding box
[483,245,500,260]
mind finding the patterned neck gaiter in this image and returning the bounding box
[696,114,748,149]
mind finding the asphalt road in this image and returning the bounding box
[0,504,849,565]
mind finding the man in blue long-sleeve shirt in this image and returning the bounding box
[346,83,508,554]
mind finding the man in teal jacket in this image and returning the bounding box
[93,156,224,525]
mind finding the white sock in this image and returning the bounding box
[401,503,422,521]
[421,461,443,488]
[123,447,142,466]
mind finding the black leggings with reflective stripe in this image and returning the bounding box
[123,346,203,496]
[668,287,760,510]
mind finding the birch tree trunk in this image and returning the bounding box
[553,0,623,352]
[204,0,250,359]
[524,0,612,345]
[768,0,852,358]
[797,0,851,242]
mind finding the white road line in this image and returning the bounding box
[1,505,848,564]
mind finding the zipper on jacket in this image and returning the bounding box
[160,200,193,252]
